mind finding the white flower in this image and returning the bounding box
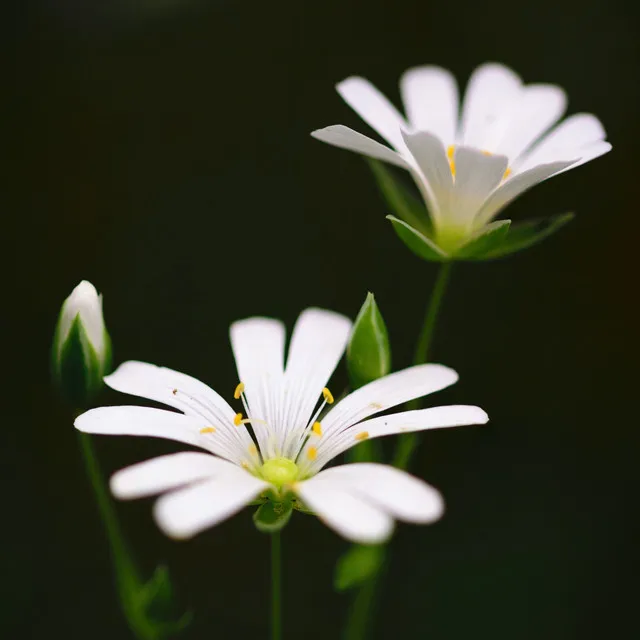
[312,62,611,253]
[75,308,487,543]
[52,280,111,405]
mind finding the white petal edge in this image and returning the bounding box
[459,63,523,150]
[474,160,575,226]
[229,316,286,457]
[400,65,459,146]
[316,463,445,524]
[74,406,245,464]
[517,113,608,171]
[153,470,269,540]
[493,84,567,160]
[295,473,394,543]
[59,280,105,356]
[111,452,233,500]
[337,76,408,151]
[280,308,352,457]
[309,405,488,471]
[311,126,409,168]
[400,130,452,223]
[450,147,509,225]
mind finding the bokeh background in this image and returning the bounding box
[3,0,638,637]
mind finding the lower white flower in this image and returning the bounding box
[75,308,488,543]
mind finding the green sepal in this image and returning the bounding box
[454,219,512,260]
[133,565,193,637]
[387,216,449,262]
[368,159,431,235]
[347,293,391,390]
[253,500,293,534]
[478,213,575,259]
[334,544,384,592]
[52,315,103,409]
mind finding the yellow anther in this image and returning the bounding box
[233,412,243,426]
[248,444,258,456]
[307,446,318,461]
[482,149,492,156]
[312,421,323,437]
[322,387,334,404]
[355,431,370,441]
[369,402,383,410]
[199,427,216,434]
[503,167,512,179]
[447,145,455,160]
[234,382,245,399]
[241,461,250,470]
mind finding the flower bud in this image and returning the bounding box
[52,280,111,408]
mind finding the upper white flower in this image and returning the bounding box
[75,308,488,543]
[312,62,611,251]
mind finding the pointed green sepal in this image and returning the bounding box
[347,293,391,390]
[478,213,575,259]
[334,544,384,592]
[253,500,293,534]
[454,219,512,260]
[367,159,431,235]
[387,216,449,262]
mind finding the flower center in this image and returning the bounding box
[261,457,299,486]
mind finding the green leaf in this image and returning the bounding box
[455,219,512,260]
[481,213,575,259]
[347,293,391,390]
[367,159,431,235]
[253,500,293,534]
[335,544,384,592]
[387,216,449,262]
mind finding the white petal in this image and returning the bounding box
[450,147,509,224]
[111,452,231,499]
[153,469,269,539]
[315,463,444,523]
[493,84,567,160]
[474,160,574,226]
[295,474,393,543]
[103,361,254,461]
[460,63,523,150]
[311,405,488,469]
[517,113,607,171]
[553,140,611,173]
[230,317,286,456]
[75,406,246,465]
[311,126,409,168]
[319,364,459,442]
[400,130,452,222]
[337,76,408,151]
[400,65,459,146]
[59,280,105,355]
[280,308,352,456]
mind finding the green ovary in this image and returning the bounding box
[261,457,299,487]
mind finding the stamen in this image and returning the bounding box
[199,427,216,434]
[482,150,492,156]
[307,446,318,461]
[447,145,455,160]
[312,421,323,437]
[234,412,243,426]
[503,167,512,179]
[241,462,250,470]
[248,444,258,456]
[234,382,245,399]
[355,431,369,441]
[322,387,334,404]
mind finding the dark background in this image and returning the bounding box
[3,0,638,638]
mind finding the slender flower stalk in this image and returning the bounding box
[271,532,282,640]
[344,264,453,640]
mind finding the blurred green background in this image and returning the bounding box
[3,0,638,637]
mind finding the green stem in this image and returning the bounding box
[78,431,157,639]
[392,261,453,470]
[271,532,282,640]
[343,262,453,640]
